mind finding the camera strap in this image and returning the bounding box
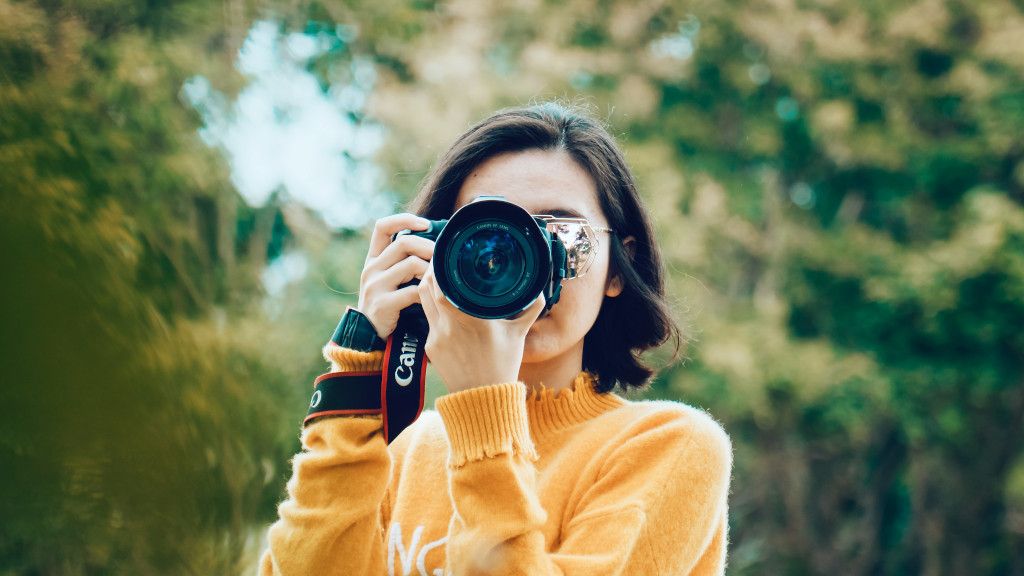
[379,307,429,443]
[304,370,383,425]
[305,307,429,444]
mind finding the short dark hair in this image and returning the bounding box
[406,101,684,394]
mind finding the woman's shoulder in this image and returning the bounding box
[606,395,732,461]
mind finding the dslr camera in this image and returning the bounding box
[392,194,569,320]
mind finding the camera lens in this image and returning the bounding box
[432,196,555,319]
[457,227,525,297]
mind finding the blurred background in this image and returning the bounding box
[2,0,1023,574]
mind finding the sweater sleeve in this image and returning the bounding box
[434,382,733,576]
[322,341,386,374]
[258,345,392,575]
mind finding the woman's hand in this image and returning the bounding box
[418,260,547,394]
[356,213,434,340]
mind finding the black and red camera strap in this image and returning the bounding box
[305,309,430,444]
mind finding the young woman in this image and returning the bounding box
[259,102,733,575]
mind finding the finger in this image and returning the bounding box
[380,284,421,317]
[369,234,435,273]
[531,290,548,318]
[360,284,421,340]
[367,213,431,259]
[509,291,547,324]
[370,254,429,292]
[418,285,437,362]
[421,258,434,289]
[418,269,438,327]
[428,263,455,312]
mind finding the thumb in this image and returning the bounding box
[523,291,548,323]
[505,291,547,325]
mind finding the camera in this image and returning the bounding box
[305,195,573,444]
[392,195,567,320]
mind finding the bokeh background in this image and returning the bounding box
[3,0,1024,574]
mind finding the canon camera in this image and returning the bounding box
[392,195,568,320]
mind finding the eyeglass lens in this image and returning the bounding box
[542,220,599,279]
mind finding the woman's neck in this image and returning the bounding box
[516,340,585,396]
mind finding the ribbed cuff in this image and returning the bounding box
[435,382,539,468]
[322,342,385,372]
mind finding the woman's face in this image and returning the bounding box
[452,148,624,364]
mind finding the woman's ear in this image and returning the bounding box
[605,235,636,298]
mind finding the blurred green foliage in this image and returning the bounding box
[2,0,1023,574]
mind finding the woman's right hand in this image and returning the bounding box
[356,213,435,341]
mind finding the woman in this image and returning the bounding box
[259,102,732,575]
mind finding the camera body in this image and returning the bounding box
[393,195,566,320]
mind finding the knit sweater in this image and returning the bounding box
[258,344,733,575]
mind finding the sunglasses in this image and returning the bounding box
[532,214,615,280]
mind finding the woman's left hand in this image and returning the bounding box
[418,260,547,394]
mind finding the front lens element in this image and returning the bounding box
[457,228,526,297]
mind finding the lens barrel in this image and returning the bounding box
[395,195,564,319]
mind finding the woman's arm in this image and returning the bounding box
[259,211,433,574]
[435,382,733,576]
[258,346,391,576]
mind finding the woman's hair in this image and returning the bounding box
[406,101,683,394]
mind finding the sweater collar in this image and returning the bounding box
[525,370,627,439]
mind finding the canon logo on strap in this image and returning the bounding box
[393,331,421,387]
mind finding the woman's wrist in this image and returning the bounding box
[435,381,538,466]
[330,306,387,352]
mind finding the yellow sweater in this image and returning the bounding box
[258,344,733,575]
